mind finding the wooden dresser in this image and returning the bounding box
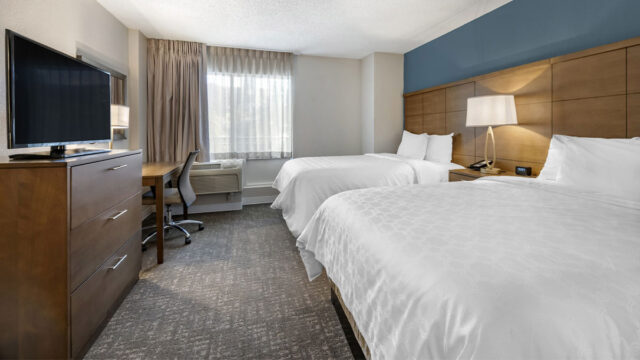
[0,150,142,359]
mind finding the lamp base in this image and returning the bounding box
[481,166,502,175]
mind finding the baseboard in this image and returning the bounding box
[242,195,277,205]
[167,185,279,214]
[242,184,278,205]
[171,202,243,215]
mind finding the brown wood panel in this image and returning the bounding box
[552,49,626,101]
[449,172,477,182]
[406,36,640,172]
[71,233,141,358]
[446,82,475,112]
[422,89,445,113]
[0,167,69,359]
[404,94,422,116]
[405,115,423,134]
[475,102,551,163]
[446,111,475,156]
[423,113,446,134]
[71,153,142,229]
[628,46,640,94]
[452,154,476,168]
[628,93,640,137]
[552,95,627,138]
[474,156,544,176]
[475,63,551,104]
[70,193,141,291]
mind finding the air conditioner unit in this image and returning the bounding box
[188,160,244,195]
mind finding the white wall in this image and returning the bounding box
[127,29,147,159]
[243,54,362,186]
[0,0,129,157]
[372,53,404,153]
[360,52,404,154]
[292,55,362,157]
[361,54,375,153]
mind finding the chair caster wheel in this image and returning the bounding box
[185,237,191,245]
[198,224,204,231]
[142,244,147,252]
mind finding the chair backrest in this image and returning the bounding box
[177,150,199,207]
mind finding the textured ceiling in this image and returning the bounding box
[98,0,511,58]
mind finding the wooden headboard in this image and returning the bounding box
[404,36,640,175]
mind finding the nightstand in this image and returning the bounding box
[449,168,518,182]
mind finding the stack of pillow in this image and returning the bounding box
[539,135,640,201]
[397,130,454,163]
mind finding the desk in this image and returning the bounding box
[142,162,182,264]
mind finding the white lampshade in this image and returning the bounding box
[466,95,517,127]
[110,104,130,128]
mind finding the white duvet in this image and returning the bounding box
[272,154,462,236]
[297,177,640,360]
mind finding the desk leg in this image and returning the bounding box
[155,177,165,264]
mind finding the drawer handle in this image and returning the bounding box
[109,164,128,170]
[109,209,128,220]
[109,255,128,270]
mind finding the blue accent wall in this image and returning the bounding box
[404,0,640,93]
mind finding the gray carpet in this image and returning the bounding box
[86,205,353,359]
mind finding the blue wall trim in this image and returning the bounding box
[404,0,640,93]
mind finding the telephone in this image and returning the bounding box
[469,159,493,170]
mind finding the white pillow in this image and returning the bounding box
[538,135,571,181]
[425,133,453,163]
[539,135,640,181]
[397,131,428,160]
[555,137,640,201]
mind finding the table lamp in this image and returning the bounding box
[110,104,130,149]
[465,95,517,174]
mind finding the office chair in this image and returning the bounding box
[142,150,204,249]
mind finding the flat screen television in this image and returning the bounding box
[6,30,111,159]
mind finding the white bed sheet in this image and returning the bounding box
[297,177,640,360]
[272,153,462,237]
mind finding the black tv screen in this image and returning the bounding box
[6,30,111,148]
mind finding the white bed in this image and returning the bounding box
[271,153,463,236]
[297,177,640,359]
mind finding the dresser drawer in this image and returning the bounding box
[70,193,141,291]
[71,233,141,357]
[71,154,142,229]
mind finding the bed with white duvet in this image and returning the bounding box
[272,131,462,236]
[297,135,640,360]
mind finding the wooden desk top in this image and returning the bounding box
[142,162,182,178]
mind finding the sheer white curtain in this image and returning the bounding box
[207,47,292,159]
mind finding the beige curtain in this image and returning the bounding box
[207,46,292,160]
[110,77,125,105]
[147,39,210,162]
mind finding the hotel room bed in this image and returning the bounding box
[297,177,640,360]
[271,153,463,236]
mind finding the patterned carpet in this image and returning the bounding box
[85,205,353,359]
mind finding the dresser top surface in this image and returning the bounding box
[0,149,141,169]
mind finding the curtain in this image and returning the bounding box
[207,46,292,160]
[110,76,125,105]
[147,39,210,162]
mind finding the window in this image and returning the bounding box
[206,47,292,160]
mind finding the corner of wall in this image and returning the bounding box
[360,52,404,154]
[127,29,148,160]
